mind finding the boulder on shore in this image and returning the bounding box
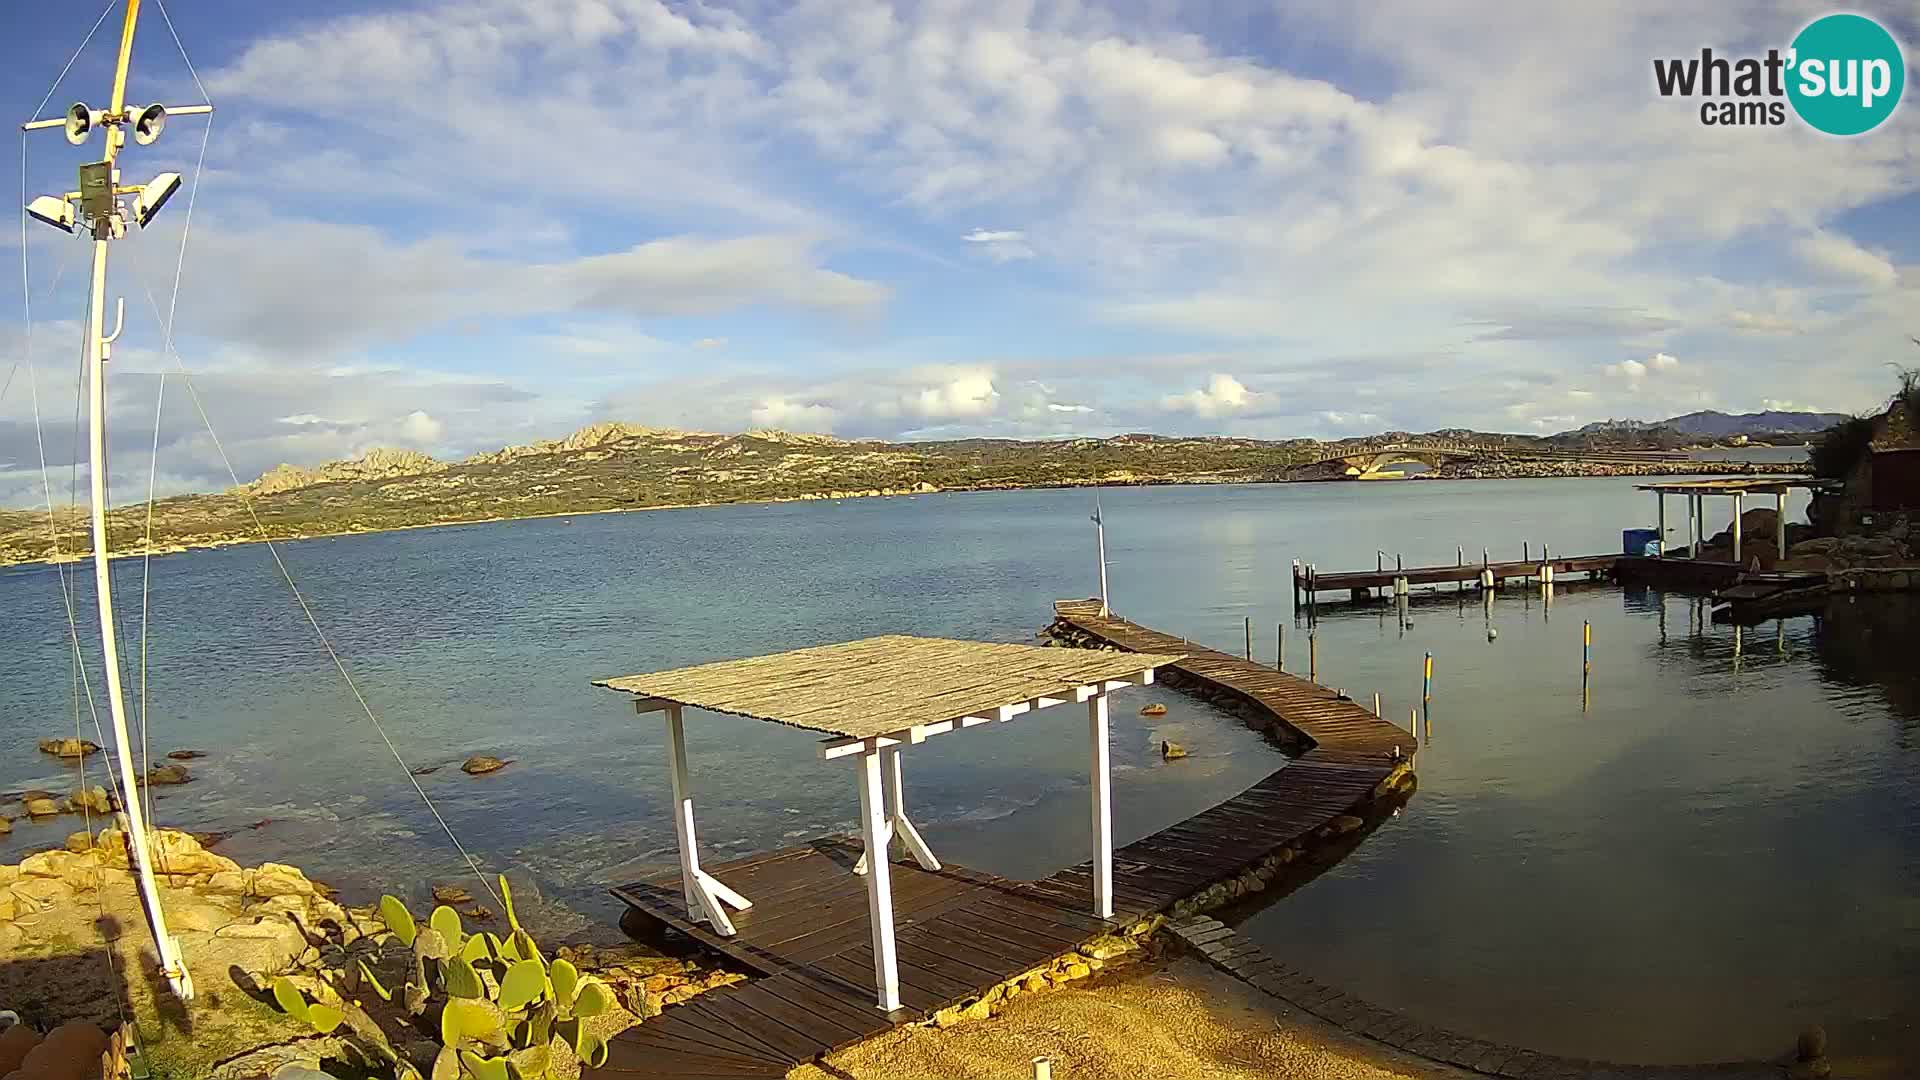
[67,785,112,815]
[461,755,510,775]
[142,764,193,786]
[37,738,100,759]
[23,796,62,818]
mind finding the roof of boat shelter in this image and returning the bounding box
[1634,476,1834,495]
[594,635,1182,740]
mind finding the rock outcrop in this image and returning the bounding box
[240,448,447,496]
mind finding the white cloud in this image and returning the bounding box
[910,370,999,419]
[749,397,837,431]
[400,410,445,444]
[1162,374,1255,417]
[1606,352,1678,386]
[693,337,728,350]
[1793,230,1899,290]
[1047,402,1094,413]
[962,229,1036,263]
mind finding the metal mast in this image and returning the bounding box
[23,0,212,1002]
[1091,493,1110,616]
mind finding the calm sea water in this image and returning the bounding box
[2,473,1913,1071]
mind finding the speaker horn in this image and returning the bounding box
[64,102,96,146]
[131,104,166,145]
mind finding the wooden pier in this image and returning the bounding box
[591,607,1413,1078]
[1294,553,1621,604]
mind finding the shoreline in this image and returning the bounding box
[0,462,1808,573]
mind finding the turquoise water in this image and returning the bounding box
[2,476,1913,1069]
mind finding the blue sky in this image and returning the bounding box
[2,0,1918,499]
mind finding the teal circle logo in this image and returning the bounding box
[1787,13,1905,135]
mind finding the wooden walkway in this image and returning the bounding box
[1050,598,1418,757]
[1298,553,1621,601]
[590,603,1410,1078]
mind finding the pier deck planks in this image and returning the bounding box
[592,603,1406,1079]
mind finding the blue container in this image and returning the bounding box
[1622,528,1661,557]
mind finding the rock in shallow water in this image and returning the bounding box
[166,749,208,760]
[37,738,100,759]
[461,755,510,775]
[142,764,192,785]
[1160,740,1188,760]
[1140,703,1168,717]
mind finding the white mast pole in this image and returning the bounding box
[71,0,193,1001]
[1093,493,1110,617]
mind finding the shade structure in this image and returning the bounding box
[598,635,1181,1011]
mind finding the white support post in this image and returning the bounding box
[664,705,744,935]
[1088,692,1114,919]
[1732,493,1744,565]
[886,746,941,870]
[1775,491,1787,557]
[854,746,939,874]
[1688,494,1699,559]
[1655,493,1666,557]
[857,749,902,1012]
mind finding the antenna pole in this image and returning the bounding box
[1093,494,1110,617]
[78,0,194,1002]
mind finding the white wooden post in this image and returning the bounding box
[1732,493,1744,565]
[1775,490,1787,557]
[663,704,746,935]
[857,749,902,1011]
[1089,692,1114,919]
[1655,493,1666,557]
[1688,493,1699,558]
[886,746,941,870]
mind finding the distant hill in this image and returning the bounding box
[1562,409,1846,441]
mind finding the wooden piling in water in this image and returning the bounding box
[1423,651,1432,705]
[1309,633,1318,683]
[1244,617,1252,660]
[1276,623,1285,672]
[1372,691,1380,716]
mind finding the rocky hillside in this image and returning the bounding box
[0,422,1801,567]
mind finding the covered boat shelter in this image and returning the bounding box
[1636,477,1832,563]
[594,634,1180,1012]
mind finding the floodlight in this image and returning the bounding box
[64,102,98,145]
[133,172,181,228]
[25,195,76,234]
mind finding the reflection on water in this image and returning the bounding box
[0,477,1909,1070]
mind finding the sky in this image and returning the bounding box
[2,0,1918,502]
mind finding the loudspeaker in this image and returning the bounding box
[132,104,166,145]
[64,102,95,146]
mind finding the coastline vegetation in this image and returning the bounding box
[0,424,1805,568]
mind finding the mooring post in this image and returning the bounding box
[1656,492,1667,558]
[1583,620,1592,677]
[1309,633,1318,683]
[1774,489,1787,558]
[1276,623,1285,671]
[1377,551,1384,573]
[1731,494,1744,565]
[1423,651,1432,705]
[1524,540,1530,563]
[1372,691,1380,716]
[1244,617,1252,660]
[1409,706,1419,739]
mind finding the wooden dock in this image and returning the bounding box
[1048,599,1418,757]
[1295,553,1621,604]
[591,604,1412,1078]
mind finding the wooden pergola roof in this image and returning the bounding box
[595,635,1181,740]
[1634,476,1830,495]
